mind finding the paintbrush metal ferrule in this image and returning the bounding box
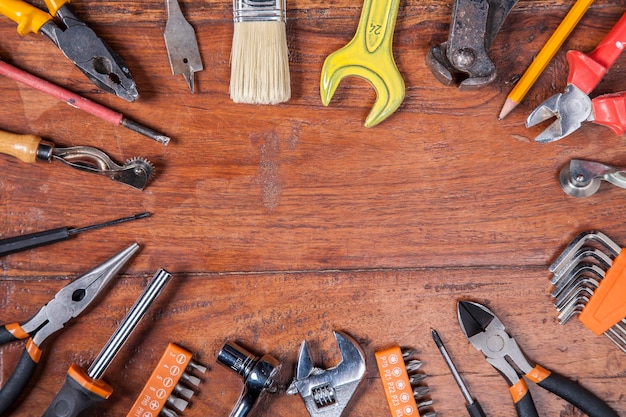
[233,0,286,22]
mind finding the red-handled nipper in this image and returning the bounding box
[526,12,626,143]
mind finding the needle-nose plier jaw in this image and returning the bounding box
[0,243,139,415]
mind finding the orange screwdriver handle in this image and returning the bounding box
[0,129,48,163]
[0,0,52,35]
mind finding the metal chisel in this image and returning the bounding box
[164,0,203,93]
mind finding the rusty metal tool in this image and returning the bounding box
[287,330,366,417]
[0,0,138,102]
[527,12,626,142]
[0,129,155,190]
[164,0,203,93]
[217,341,282,417]
[550,231,626,352]
[458,300,619,417]
[427,0,519,89]
[559,159,626,198]
[375,345,435,417]
[319,0,405,127]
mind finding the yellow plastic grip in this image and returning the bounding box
[43,0,70,17]
[0,0,52,35]
[0,129,42,163]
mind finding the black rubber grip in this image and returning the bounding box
[42,372,106,417]
[0,325,20,345]
[538,371,619,417]
[0,348,38,415]
[466,401,487,417]
[0,227,70,257]
[514,389,539,417]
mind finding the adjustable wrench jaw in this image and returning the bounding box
[287,331,366,417]
[526,85,593,143]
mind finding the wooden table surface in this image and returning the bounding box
[0,0,625,416]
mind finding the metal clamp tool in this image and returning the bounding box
[287,331,366,417]
[427,0,519,89]
[319,0,405,127]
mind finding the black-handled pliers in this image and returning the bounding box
[0,0,139,102]
[457,300,619,417]
[0,243,140,416]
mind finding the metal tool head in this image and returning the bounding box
[164,0,203,93]
[287,331,366,417]
[526,84,592,143]
[549,231,621,274]
[426,41,496,90]
[457,301,532,385]
[39,4,139,102]
[319,0,405,127]
[552,262,605,302]
[560,159,626,198]
[217,341,282,417]
[550,248,613,286]
[26,243,139,346]
[426,0,519,89]
[52,147,155,190]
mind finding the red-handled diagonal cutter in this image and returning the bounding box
[526,12,626,143]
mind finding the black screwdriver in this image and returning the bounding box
[432,329,487,417]
[0,212,151,257]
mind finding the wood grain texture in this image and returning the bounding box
[0,0,625,416]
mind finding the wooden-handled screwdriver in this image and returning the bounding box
[0,212,151,257]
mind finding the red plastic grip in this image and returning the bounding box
[592,92,626,136]
[568,12,626,94]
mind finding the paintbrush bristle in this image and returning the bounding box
[230,20,291,105]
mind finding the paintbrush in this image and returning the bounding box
[230,0,291,104]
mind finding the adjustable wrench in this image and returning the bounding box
[287,331,366,417]
[320,0,405,127]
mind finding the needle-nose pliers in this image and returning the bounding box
[457,300,619,417]
[0,0,139,102]
[0,243,140,416]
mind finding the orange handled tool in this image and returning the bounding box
[127,343,207,417]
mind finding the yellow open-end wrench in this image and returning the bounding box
[320,0,405,128]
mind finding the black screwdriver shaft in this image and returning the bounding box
[432,329,487,417]
[0,212,151,257]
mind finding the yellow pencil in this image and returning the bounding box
[498,0,594,119]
